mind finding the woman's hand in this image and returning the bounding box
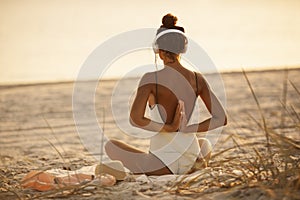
[167,100,187,132]
[179,101,188,132]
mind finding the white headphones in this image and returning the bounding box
[152,29,188,54]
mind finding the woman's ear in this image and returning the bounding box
[158,50,164,60]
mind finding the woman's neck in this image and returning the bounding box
[163,59,183,71]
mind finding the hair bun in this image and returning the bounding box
[162,13,177,28]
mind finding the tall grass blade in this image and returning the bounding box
[99,107,106,165]
[43,116,68,161]
[242,69,270,150]
[281,68,288,128]
[289,80,300,96]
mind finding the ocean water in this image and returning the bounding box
[1,0,300,84]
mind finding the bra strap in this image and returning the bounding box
[155,71,158,103]
[194,72,199,95]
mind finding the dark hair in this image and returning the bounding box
[156,14,187,62]
[161,14,184,32]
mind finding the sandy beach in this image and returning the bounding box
[1,68,300,199]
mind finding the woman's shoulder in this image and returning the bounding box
[194,71,206,80]
[138,72,157,87]
[194,71,208,94]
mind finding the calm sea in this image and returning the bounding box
[1,0,299,84]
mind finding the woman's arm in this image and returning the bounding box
[182,73,227,133]
[129,73,183,132]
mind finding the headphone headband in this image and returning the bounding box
[152,28,188,54]
[154,29,186,42]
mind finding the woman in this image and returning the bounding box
[105,14,227,175]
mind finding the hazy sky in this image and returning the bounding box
[1,0,300,83]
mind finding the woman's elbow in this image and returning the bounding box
[129,116,138,127]
[214,114,227,127]
[223,115,228,126]
[220,111,228,126]
[129,114,145,128]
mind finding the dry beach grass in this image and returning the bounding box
[0,68,300,199]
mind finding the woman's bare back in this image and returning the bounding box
[149,66,200,124]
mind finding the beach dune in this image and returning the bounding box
[0,68,299,199]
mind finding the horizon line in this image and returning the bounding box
[0,66,299,89]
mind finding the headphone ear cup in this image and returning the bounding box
[152,42,159,54]
[181,37,188,53]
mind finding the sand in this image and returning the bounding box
[0,68,300,199]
